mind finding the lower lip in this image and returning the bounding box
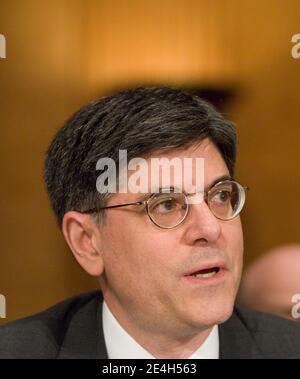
[183,268,226,284]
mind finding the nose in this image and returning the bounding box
[183,200,222,245]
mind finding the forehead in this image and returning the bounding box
[112,139,230,201]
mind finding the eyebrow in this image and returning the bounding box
[135,175,232,203]
[205,175,232,191]
[135,186,178,203]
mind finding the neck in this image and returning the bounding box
[136,327,213,359]
[103,296,214,359]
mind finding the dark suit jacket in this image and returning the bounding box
[1,291,300,359]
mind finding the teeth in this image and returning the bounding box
[192,271,217,278]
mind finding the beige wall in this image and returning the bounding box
[1,0,299,322]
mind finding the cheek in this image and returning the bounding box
[235,218,244,255]
[222,217,243,250]
[102,215,177,281]
[221,218,244,274]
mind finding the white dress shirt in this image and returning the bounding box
[102,301,219,359]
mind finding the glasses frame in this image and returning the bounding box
[83,180,249,229]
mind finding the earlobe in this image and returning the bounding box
[62,211,104,277]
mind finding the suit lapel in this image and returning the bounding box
[57,292,108,359]
[219,307,264,359]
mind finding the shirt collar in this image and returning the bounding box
[102,301,219,359]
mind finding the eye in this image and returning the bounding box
[212,189,232,204]
[149,194,183,215]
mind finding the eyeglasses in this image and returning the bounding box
[83,180,248,229]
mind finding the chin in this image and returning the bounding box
[186,296,235,329]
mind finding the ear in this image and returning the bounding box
[62,211,104,277]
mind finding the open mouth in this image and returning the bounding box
[189,267,221,279]
[183,263,225,283]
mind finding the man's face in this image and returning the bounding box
[98,138,244,336]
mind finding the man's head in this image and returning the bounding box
[44,86,244,338]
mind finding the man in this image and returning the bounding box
[239,244,300,322]
[1,87,300,359]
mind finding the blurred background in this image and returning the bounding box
[0,0,299,323]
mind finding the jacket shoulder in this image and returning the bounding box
[234,306,300,358]
[0,291,101,359]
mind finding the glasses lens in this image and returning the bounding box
[208,181,245,220]
[147,192,188,228]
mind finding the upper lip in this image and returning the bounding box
[184,261,226,276]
